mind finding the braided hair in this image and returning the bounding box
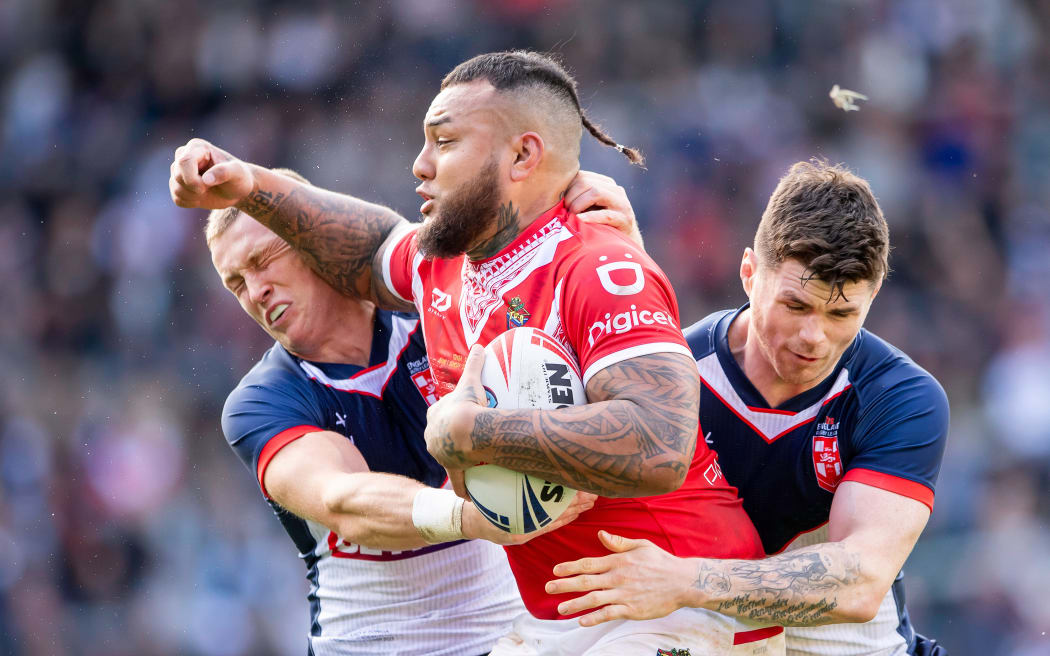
[441,51,645,166]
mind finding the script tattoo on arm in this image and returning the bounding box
[696,542,863,626]
[468,352,700,497]
[235,181,405,301]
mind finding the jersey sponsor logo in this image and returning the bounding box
[596,254,645,296]
[812,416,843,492]
[431,287,452,313]
[506,296,531,328]
[587,304,677,346]
[406,355,430,376]
[703,458,724,485]
[326,531,451,561]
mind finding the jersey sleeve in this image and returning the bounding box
[842,372,950,511]
[380,223,422,307]
[560,239,693,385]
[221,373,327,498]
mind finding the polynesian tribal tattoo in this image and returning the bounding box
[468,352,699,497]
[236,183,403,300]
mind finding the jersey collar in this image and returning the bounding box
[714,303,861,413]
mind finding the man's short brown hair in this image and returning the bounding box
[755,159,890,299]
[205,168,310,245]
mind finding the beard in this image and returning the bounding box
[416,158,502,259]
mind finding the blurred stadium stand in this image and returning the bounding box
[1,0,1048,653]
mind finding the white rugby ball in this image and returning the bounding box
[465,327,584,534]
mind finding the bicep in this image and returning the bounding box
[584,351,700,455]
[828,481,931,579]
[263,430,370,525]
[369,223,418,312]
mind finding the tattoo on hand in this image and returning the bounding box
[466,353,699,496]
[699,544,862,626]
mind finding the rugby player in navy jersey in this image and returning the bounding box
[201,168,603,656]
[548,161,949,655]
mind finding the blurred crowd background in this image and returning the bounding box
[2,0,1049,654]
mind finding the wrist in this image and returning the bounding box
[411,487,465,544]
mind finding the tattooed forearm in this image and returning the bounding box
[235,178,405,300]
[694,543,865,626]
[468,202,521,260]
[468,352,700,497]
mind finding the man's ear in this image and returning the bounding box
[741,248,758,298]
[509,132,544,182]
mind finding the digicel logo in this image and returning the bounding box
[588,305,677,346]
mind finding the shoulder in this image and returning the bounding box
[222,344,317,422]
[683,310,735,360]
[848,330,948,413]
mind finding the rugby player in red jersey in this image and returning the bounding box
[170,51,782,654]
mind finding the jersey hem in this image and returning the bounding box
[842,468,934,511]
[581,342,693,386]
[257,424,323,498]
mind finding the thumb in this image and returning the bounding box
[202,160,241,187]
[460,343,486,383]
[598,530,642,553]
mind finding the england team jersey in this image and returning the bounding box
[685,306,950,656]
[382,200,765,619]
[222,310,524,656]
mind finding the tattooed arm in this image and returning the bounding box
[547,481,932,626]
[424,345,700,498]
[169,138,412,309]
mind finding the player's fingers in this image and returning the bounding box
[565,186,604,215]
[598,530,647,553]
[202,160,239,187]
[447,468,468,499]
[459,343,486,383]
[175,143,209,192]
[576,604,629,627]
[577,209,629,228]
[546,573,609,596]
[556,590,615,616]
[551,554,612,578]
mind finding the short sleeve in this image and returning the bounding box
[381,224,421,306]
[560,243,693,385]
[842,373,950,510]
[221,376,326,498]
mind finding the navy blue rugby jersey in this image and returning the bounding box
[223,310,442,507]
[685,305,949,555]
[221,309,524,655]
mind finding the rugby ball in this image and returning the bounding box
[465,327,584,534]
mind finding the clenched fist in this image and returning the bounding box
[169,138,255,210]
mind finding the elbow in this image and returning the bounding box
[631,453,691,497]
[835,588,884,624]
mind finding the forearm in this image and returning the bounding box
[235,165,406,299]
[687,542,881,626]
[464,399,694,498]
[318,472,434,551]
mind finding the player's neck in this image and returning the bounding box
[465,185,566,261]
[289,300,375,366]
[728,309,821,408]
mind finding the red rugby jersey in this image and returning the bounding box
[382,200,763,618]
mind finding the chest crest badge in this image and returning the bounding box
[506,296,531,328]
[812,416,843,492]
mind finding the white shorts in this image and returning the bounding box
[489,609,785,656]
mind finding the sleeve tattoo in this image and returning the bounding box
[236,183,404,300]
[697,543,863,626]
[468,352,700,497]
